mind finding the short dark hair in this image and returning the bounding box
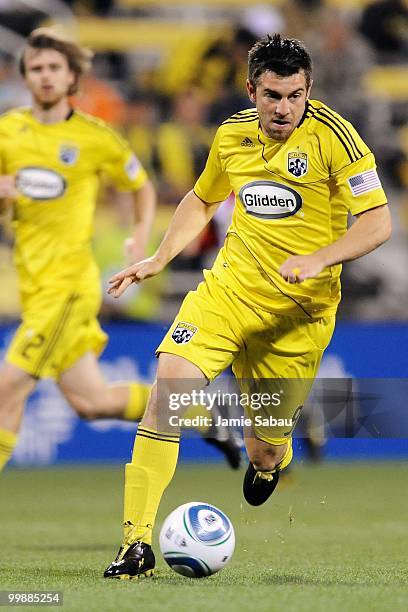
[248,33,312,89]
[19,28,93,95]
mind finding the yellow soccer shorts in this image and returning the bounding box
[156,270,335,445]
[6,286,107,379]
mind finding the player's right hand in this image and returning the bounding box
[0,175,17,199]
[107,256,164,298]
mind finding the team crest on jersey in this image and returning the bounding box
[171,322,198,345]
[288,152,308,177]
[59,145,79,165]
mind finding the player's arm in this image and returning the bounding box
[0,175,17,215]
[109,125,230,297]
[280,121,392,284]
[99,127,157,262]
[108,190,222,297]
[123,179,156,263]
[279,204,391,283]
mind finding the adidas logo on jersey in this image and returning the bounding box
[241,137,255,147]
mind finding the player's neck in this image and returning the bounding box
[31,97,72,125]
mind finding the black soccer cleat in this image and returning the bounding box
[103,541,155,580]
[243,462,280,506]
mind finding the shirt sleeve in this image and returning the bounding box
[0,122,7,172]
[329,119,387,216]
[99,127,148,191]
[194,126,232,204]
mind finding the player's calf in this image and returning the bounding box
[245,434,288,471]
[0,364,36,470]
[0,364,36,432]
[62,391,122,420]
[243,437,292,506]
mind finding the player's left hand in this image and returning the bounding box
[279,254,326,283]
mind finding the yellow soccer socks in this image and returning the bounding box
[276,437,293,472]
[123,383,151,421]
[0,428,17,471]
[123,426,180,546]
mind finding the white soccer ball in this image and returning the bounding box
[159,501,235,578]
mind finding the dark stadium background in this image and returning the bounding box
[1,0,407,466]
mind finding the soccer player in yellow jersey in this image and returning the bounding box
[104,34,391,579]
[0,28,159,471]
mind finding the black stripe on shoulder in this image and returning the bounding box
[296,101,311,128]
[314,105,363,157]
[224,109,258,121]
[310,115,355,163]
[311,107,356,163]
[230,109,257,118]
[309,104,363,160]
[222,116,259,125]
[224,114,258,123]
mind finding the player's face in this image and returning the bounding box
[247,70,312,141]
[23,48,75,109]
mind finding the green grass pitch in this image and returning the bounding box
[0,462,407,612]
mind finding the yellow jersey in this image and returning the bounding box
[194,100,387,318]
[0,108,147,295]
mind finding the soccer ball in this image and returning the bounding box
[159,502,235,578]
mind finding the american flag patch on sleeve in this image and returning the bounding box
[347,169,382,196]
[125,154,141,180]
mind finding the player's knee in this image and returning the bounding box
[155,354,207,419]
[248,442,288,471]
[157,352,205,380]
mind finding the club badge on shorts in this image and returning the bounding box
[288,152,308,177]
[171,322,198,344]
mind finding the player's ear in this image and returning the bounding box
[246,79,256,104]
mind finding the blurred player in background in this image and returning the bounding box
[104,33,391,579]
[0,28,241,472]
[0,28,154,471]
